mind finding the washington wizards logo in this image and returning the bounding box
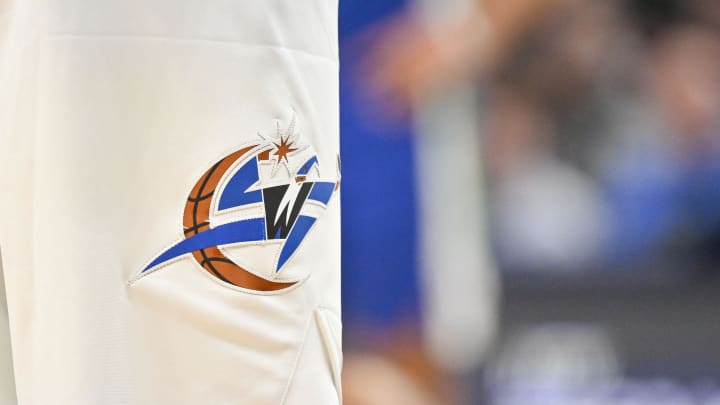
[135,115,339,292]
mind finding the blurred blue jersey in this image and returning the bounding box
[340,0,421,329]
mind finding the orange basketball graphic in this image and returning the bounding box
[138,118,339,292]
[183,145,296,291]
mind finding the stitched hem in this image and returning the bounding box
[45,32,339,65]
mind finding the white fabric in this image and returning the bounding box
[0,1,341,404]
[0,251,17,405]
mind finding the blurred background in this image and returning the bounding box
[338,0,720,403]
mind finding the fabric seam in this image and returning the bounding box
[279,312,314,405]
[45,32,339,65]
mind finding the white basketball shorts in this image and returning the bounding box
[0,1,342,404]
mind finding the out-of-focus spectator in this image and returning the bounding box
[600,23,720,267]
[362,0,720,273]
[362,0,583,115]
[342,0,720,403]
[485,90,609,272]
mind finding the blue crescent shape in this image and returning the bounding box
[142,147,336,273]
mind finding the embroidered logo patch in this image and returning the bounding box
[135,115,339,292]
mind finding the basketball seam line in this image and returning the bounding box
[187,191,214,203]
[188,152,295,291]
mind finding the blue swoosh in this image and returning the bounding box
[143,218,266,271]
